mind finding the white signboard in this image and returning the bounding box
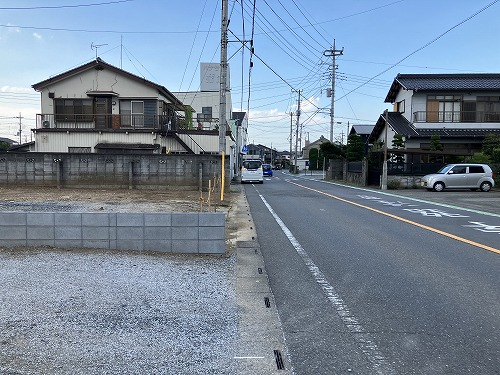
[200,63,230,92]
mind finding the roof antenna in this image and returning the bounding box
[91,42,108,60]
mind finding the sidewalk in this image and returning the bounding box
[229,184,293,374]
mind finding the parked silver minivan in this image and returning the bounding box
[421,163,495,192]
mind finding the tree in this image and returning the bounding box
[482,133,500,162]
[429,135,443,163]
[309,148,319,170]
[319,141,344,161]
[429,135,443,151]
[391,134,405,163]
[345,134,364,161]
[0,142,10,151]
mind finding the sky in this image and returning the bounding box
[1,0,500,151]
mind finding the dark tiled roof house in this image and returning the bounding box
[369,73,500,161]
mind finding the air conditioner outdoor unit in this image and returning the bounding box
[42,121,50,128]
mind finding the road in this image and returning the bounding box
[244,171,500,375]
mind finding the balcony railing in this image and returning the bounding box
[413,111,500,123]
[36,114,189,131]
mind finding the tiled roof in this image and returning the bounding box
[369,112,417,143]
[417,128,500,137]
[385,73,500,102]
[388,112,419,136]
[350,124,374,135]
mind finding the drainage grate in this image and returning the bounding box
[264,297,271,308]
[274,349,285,370]
[257,267,263,274]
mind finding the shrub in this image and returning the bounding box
[387,179,401,190]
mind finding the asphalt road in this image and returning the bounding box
[244,171,500,375]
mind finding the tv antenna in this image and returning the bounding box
[91,42,108,59]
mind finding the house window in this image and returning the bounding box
[55,99,93,122]
[396,100,405,113]
[68,147,91,153]
[426,95,461,122]
[477,96,500,122]
[197,106,213,122]
[120,100,145,127]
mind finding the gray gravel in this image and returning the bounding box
[0,248,237,375]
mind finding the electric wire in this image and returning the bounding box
[336,0,500,102]
[0,0,134,10]
[178,0,209,91]
[276,0,325,51]
[289,0,332,45]
[261,0,323,55]
[239,0,319,70]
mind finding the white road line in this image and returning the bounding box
[258,193,395,375]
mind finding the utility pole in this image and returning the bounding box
[294,90,301,173]
[324,40,343,143]
[15,112,23,144]
[381,109,389,190]
[219,0,229,154]
[289,111,293,166]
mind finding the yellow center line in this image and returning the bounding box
[287,180,500,255]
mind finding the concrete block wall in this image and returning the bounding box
[0,212,226,254]
[0,153,231,192]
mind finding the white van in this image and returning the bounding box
[241,159,263,184]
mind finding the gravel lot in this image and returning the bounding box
[0,186,242,375]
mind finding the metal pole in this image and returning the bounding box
[381,109,389,190]
[330,42,335,143]
[18,112,22,144]
[219,0,228,154]
[294,91,301,174]
[289,112,293,167]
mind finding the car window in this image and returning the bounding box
[437,165,452,174]
[450,166,466,174]
[243,161,261,169]
[469,166,484,173]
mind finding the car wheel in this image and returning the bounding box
[480,181,492,192]
[433,182,445,192]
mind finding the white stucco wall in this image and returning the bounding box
[37,68,167,115]
[172,91,233,125]
[392,89,414,122]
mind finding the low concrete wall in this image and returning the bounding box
[0,153,231,192]
[0,212,226,254]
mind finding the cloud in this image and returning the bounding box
[300,95,320,112]
[8,23,21,33]
[33,32,42,40]
[1,86,33,94]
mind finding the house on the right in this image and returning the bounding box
[369,73,500,162]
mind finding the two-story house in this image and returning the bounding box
[30,58,234,156]
[369,73,500,162]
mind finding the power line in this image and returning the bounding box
[336,0,500,102]
[178,0,209,91]
[0,0,134,10]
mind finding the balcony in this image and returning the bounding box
[36,114,187,132]
[413,111,500,123]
